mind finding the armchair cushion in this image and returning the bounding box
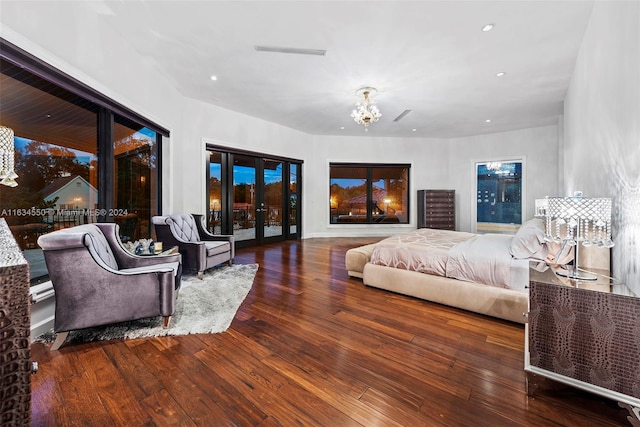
[205,241,230,257]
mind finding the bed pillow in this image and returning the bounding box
[510,218,546,259]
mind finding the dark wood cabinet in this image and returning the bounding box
[417,190,455,230]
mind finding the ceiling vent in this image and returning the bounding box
[254,45,326,56]
[393,109,412,122]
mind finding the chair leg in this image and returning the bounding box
[197,271,204,280]
[51,331,69,351]
[228,259,233,266]
[163,316,171,329]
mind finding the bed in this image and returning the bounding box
[346,219,573,324]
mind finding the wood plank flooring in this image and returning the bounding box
[30,238,629,426]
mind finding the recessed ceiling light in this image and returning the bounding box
[340,126,345,130]
[412,129,417,132]
[210,75,218,81]
[481,23,495,32]
[496,72,506,77]
[485,119,492,123]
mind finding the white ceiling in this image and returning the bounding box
[96,1,594,138]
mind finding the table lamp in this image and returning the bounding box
[535,192,613,280]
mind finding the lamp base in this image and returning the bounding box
[556,269,597,281]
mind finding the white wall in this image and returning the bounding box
[563,1,640,293]
[305,134,450,237]
[448,125,560,232]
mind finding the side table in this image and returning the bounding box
[525,263,640,425]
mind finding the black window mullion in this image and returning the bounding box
[222,152,233,235]
[156,134,163,215]
[97,107,114,222]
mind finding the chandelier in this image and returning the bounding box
[0,125,18,187]
[351,87,381,131]
[486,162,502,171]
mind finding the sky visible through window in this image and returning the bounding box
[14,136,96,164]
[212,163,283,185]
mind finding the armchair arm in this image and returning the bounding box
[38,230,86,251]
[192,213,235,259]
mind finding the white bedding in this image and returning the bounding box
[370,228,528,291]
[369,228,475,276]
[447,234,515,289]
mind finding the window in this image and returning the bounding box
[476,160,523,233]
[330,164,409,224]
[114,115,160,242]
[0,40,167,284]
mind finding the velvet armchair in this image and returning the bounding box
[37,223,182,350]
[152,213,234,279]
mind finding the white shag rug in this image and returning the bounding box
[35,263,258,344]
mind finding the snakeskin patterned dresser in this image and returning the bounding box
[0,218,31,426]
[526,264,640,425]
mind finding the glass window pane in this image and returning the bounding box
[372,167,409,224]
[264,159,283,238]
[330,166,367,224]
[208,151,222,234]
[289,163,298,235]
[233,155,256,241]
[1,59,98,284]
[114,115,158,242]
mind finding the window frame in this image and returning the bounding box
[329,162,411,225]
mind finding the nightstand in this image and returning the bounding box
[525,263,640,425]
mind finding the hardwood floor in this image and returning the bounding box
[31,238,629,426]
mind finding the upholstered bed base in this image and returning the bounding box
[346,244,528,324]
[363,263,528,324]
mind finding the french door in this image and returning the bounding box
[207,148,301,247]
